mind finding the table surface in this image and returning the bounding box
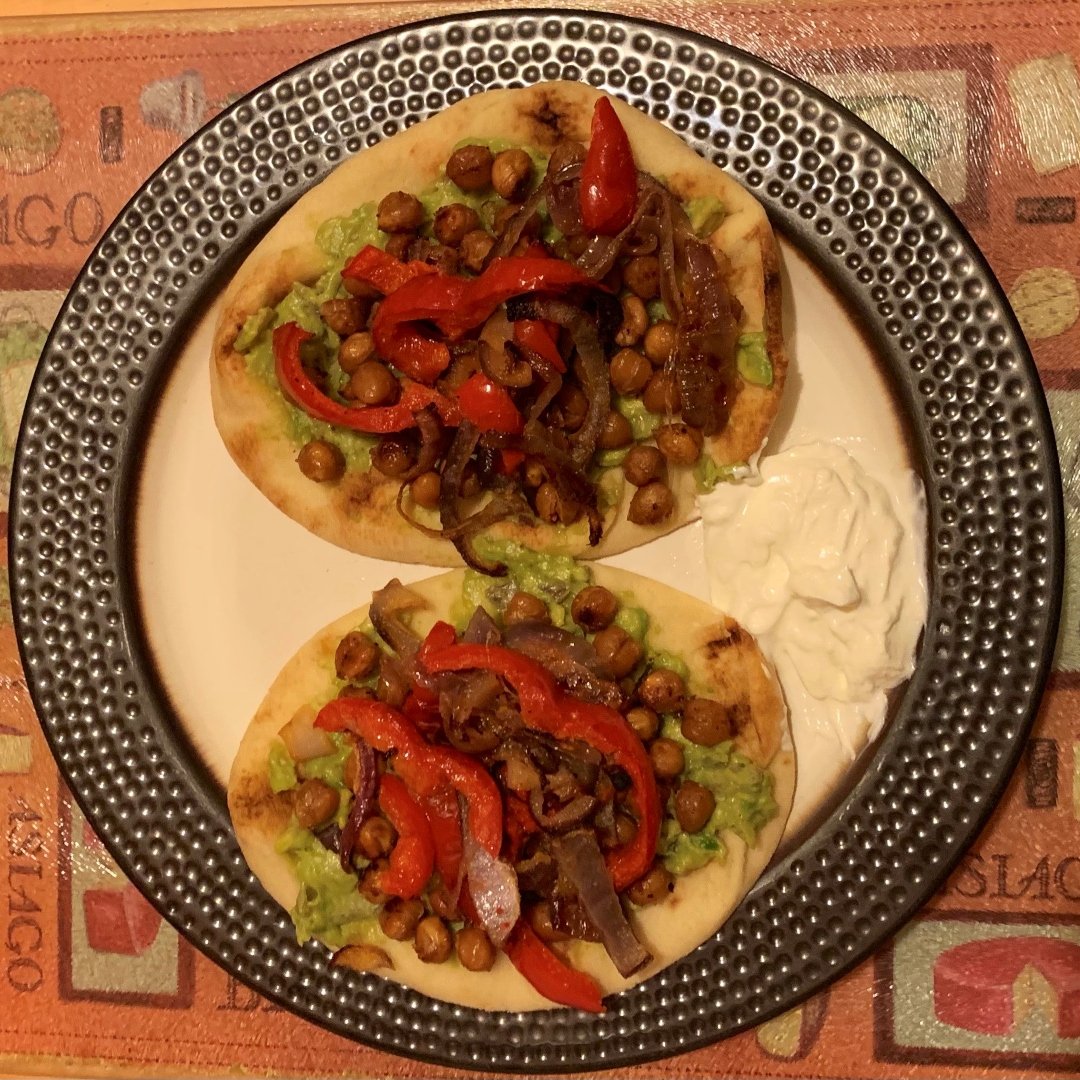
[0,2,1077,1078]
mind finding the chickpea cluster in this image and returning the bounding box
[289,137,720,539]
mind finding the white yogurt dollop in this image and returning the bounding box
[699,441,928,831]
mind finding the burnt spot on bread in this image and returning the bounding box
[522,88,579,149]
[726,700,752,734]
[342,467,391,518]
[230,766,291,831]
[705,624,747,656]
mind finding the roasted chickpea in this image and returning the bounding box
[628,480,675,525]
[447,145,494,191]
[433,202,481,246]
[649,737,685,780]
[377,191,424,233]
[384,232,413,260]
[615,295,649,347]
[621,444,666,488]
[491,148,533,201]
[335,631,379,681]
[409,470,441,510]
[349,360,400,407]
[623,256,661,300]
[547,139,586,175]
[293,778,339,829]
[655,423,704,466]
[593,625,644,680]
[379,898,424,941]
[427,878,459,921]
[297,439,345,483]
[551,383,589,432]
[626,705,659,742]
[504,591,550,626]
[674,780,716,833]
[527,901,568,943]
[320,297,366,337]
[639,667,687,713]
[456,926,497,972]
[372,435,416,478]
[338,331,376,374]
[643,370,682,414]
[414,915,453,964]
[681,696,734,747]
[609,348,652,396]
[614,812,639,846]
[571,585,620,632]
[643,320,677,366]
[460,229,496,273]
[358,861,391,905]
[357,816,396,860]
[533,481,581,525]
[598,410,633,450]
[626,862,674,906]
[419,242,459,275]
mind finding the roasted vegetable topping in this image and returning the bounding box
[239,99,762,567]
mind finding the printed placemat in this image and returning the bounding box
[0,2,1076,1077]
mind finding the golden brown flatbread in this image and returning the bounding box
[228,564,794,1010]
[211,81,786,564]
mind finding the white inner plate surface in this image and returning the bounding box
[136,236,913,840]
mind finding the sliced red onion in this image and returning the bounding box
[553,831,652,977]
[462,828,520,948]
[338,742,377,872]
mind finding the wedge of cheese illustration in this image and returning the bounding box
[934,936,1080,1037]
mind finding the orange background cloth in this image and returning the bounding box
[0,2,1077,1078]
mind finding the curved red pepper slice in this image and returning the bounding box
[371,255,597,370]
[513,319,565,373]
[341,245,438,294]
[376,773,435,899]
[419,629,661,891]
[272,322,460,432]
[315,698,502,858]
[503,921,604,1013]
[455,373,524,434]
[580,97,637,235]
[419,787,463,888]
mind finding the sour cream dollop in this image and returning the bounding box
[700,441,928,832]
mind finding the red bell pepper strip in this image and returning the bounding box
[503,793,540,863]
[497,449,526,476]
[419,787,463,888]
[503,921,604,1013]
[580,97,637,235]
[454,373,524,434]
[376,774,435,899]
[372,256,597,355]
[272,322,460,431]
[315,698,502,858]
[419,628,660,890]
[341,244,438,294]
[513,319,565,373]
[378,326,452,384]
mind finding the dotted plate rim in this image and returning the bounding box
[8,9,1065,1072]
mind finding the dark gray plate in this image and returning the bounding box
[8,9,1064,1072]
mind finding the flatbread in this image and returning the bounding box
[211,81,787,564]
[228,565,794,1010]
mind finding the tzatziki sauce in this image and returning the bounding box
[699,440,928,833]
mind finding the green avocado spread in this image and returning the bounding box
[275,823,378,948]
[657,716,778,875]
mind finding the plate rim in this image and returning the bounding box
[8,7,1065,1071]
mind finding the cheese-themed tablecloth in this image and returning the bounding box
[0,1,1076,1077]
